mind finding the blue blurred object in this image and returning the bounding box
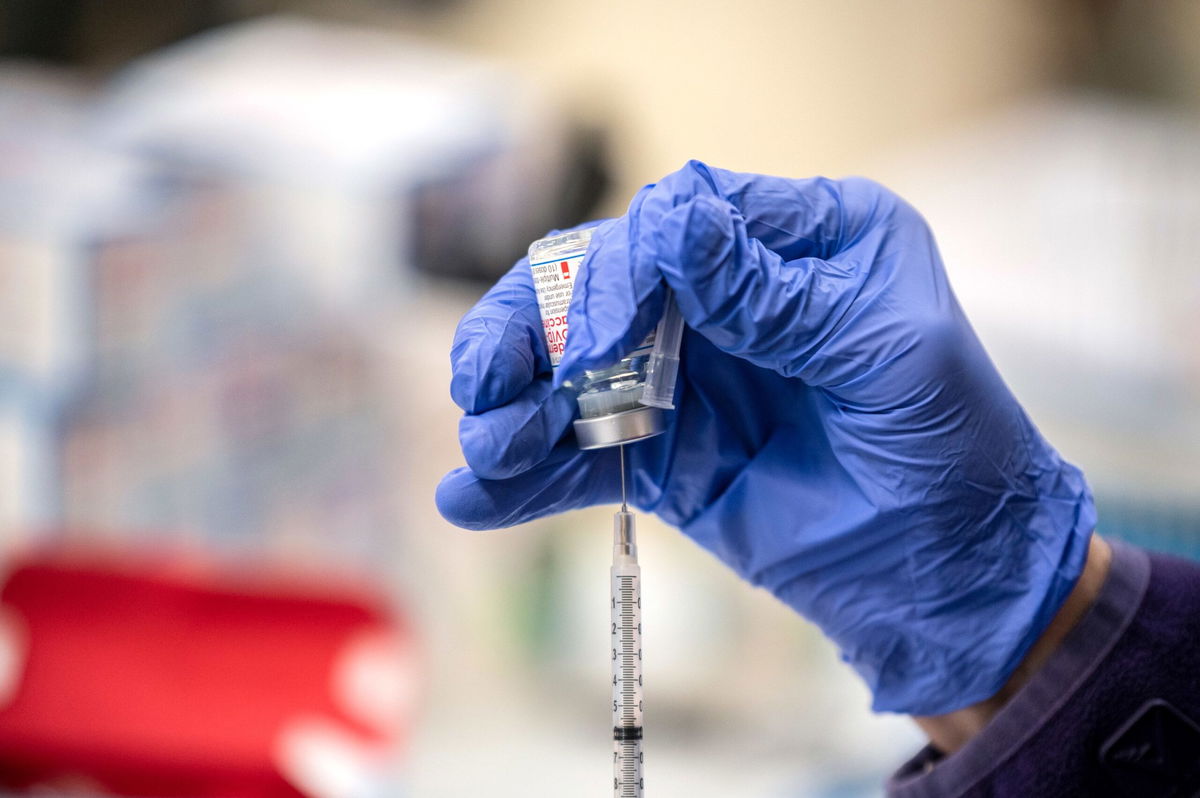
[1099,495,1200,561]
[438,161,1096,715]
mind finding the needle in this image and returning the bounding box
[619,444,627,512]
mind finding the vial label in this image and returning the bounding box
[530,241,655,369]
[530,252,583,366]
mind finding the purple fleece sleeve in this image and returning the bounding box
[887,540,1200,798]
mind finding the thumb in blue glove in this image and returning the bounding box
[437,161,1095,716]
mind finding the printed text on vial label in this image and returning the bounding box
[531,254,582,366]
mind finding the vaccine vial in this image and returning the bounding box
[529,227,680,450]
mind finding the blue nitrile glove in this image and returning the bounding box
[436,161,1095,715]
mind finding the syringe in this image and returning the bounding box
[528,229,684,798]
[611,445,644,797]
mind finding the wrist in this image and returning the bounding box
[913,533,1111,753]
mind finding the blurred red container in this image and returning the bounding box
[0,544,419,797]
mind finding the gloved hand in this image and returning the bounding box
[436,161,1095,715]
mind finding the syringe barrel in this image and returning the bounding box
[613,738,644,797]
[611,541,643,796]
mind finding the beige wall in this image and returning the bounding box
[394,0,1074,209]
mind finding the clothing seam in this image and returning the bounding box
[887,540,1151,798]
[945,542,1148,797]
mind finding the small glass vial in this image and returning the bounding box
[529,228,669,449]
